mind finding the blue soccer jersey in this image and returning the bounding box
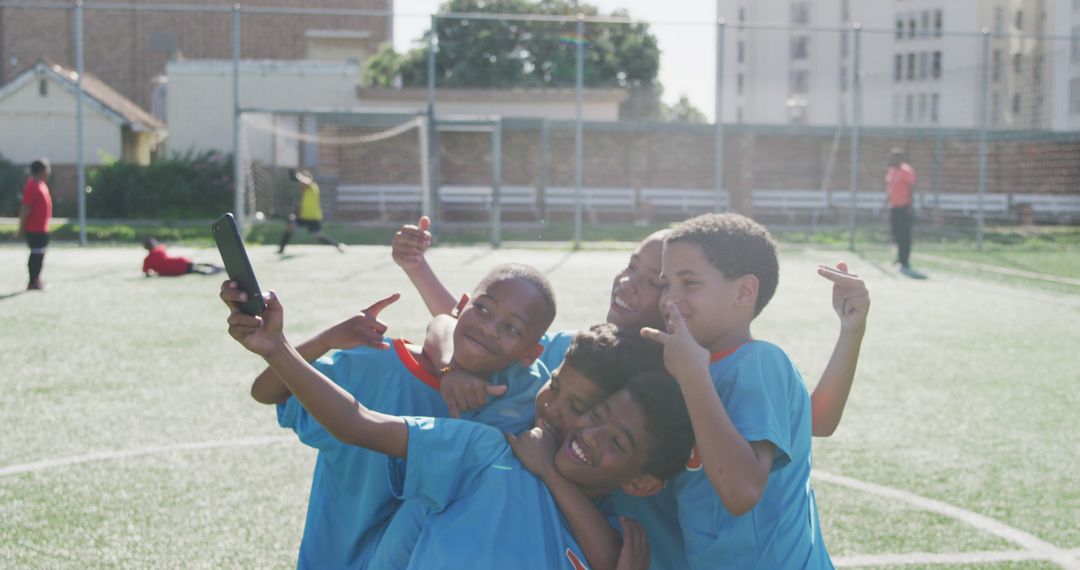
[276,339,549,569]
[538,329,577,372]
[673,341,832,570]
[370,417,593,570]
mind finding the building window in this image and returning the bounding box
[1012,93,1021,114]
[790,70,810,94]
[992,92,1002,126]
[739,7,746,22]
[1070,78,1080,113]
[1034,55,1043,84]
[791,2,810,24]
[932,51,942,79]
[893,94,901,123]
[841,0,850,22]
[841,32,849,57]
[920,11,930,37]
[909,16,917,38]
[791,35,810,60]
[840,66,848,91]
[896,17,904,40]
[894,54,903,81]
[907,53,916,80]
[1015,10,1023,31]
[38,79,48,97]
[931,93,940,123]
[905,94,914,123]
[737,73,744,95]
[918,93,928,121]
[1014,52,1022,74]
[993,49,1002,81]
[1072,26,1080,62]
[919,52,929,80]
[934,10,943,37]
[738,41,745,63]
[994,7,1004,34]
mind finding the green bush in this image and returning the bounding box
[87,151,233,219]
[0,155,26,217]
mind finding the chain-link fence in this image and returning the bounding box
[2,1,1078,248]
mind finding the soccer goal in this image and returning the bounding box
[237,110,430,227]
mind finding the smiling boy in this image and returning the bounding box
[223,287,694,570]
[223,264,556,569]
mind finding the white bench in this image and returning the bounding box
[640,188,726,219]
[919,192,1010,218]
[830,191,886,217]
[753,189,830,224]
[337,184,423,218]
[439,185,540,218]
[545,187,638,221]
[1010,193,1080,222]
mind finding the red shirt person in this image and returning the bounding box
[17,159,53,290]
[885,148,917,271]
[142,237,223,277]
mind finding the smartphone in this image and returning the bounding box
[211,213,266,316]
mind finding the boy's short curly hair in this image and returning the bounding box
[562,324,663,396]
[666,213,779,317]
[476,263,557,331]
[625,371,694,481]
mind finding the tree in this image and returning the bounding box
[363,0,667,120]
[665,94,707,124]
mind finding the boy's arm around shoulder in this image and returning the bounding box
[506,428,622,570]
[225,288,409,458]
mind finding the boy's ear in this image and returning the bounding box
[734,274,759,310]
[518,343,544,367]
[620,474,665,497]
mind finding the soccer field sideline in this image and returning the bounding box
[1,243,1077,568]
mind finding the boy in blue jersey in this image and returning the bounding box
[640,212,834,569]
[222,287,695,570]
[221,264,557,569]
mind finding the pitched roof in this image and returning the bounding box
[0,61,167,134]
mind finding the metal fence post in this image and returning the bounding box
[976,28,990,251]
[492,118,502,248]
[427,14,439,233]
[573,13,585,250]
[934,132,942,209]
[540,118,549,221]
[847,23,861,252]
[74,0,86,246]
[232,3,243,228]
[714,18,725,213]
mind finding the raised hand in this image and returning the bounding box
[505,426,559,479]
[321,293,400,350]
[817,262,870,334]
[225,287,286,358]
[440,369,508,418]
[616,517,651,570]
[640,301,710,384]
[391,216,432,269]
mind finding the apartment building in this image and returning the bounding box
[717,0,1075,130]
[0,0,393,113]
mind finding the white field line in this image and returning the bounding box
[0,436,293,478]
[3,444,1076,569]
[814,471,1079,569]
[836,549,1080,567]
[914,253,1080,287]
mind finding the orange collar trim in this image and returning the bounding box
[710,344,744,363]
[393,338,441,391]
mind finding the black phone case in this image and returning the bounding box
[211,213,266,316]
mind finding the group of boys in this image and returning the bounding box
[220,211,870,569]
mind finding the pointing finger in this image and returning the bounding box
[364,293,401,317]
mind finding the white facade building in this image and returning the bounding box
[717,0,1077,130]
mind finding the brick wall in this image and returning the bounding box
[1,0,390,110]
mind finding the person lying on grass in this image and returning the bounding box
[222,288,694,570]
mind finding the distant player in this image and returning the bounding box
[277,168,345,254]
[16,158,52,291]
[885,148,919,276]
[142,237,222,277]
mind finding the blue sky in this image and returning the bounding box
[393,0,720,119]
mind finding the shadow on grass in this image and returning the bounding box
[0,290,26,301]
